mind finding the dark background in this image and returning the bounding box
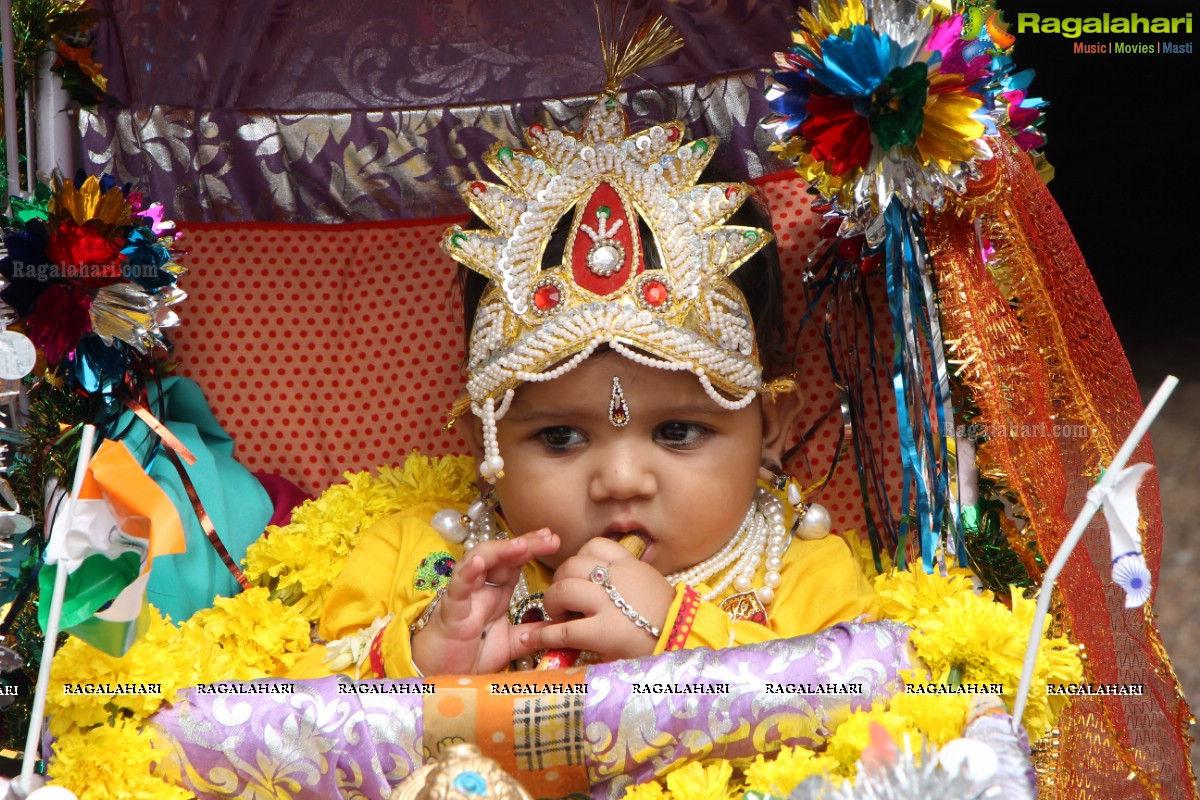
[998,0,1197,382]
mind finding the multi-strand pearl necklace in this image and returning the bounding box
[664,486,790,606]
[432,485,791,611]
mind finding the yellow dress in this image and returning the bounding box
[310,498,880,679]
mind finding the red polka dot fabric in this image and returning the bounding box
[170,173,904,535]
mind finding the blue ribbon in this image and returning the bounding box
[882,202,960,571]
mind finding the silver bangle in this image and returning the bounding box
[589,565,661,639]
[409,586,448,637]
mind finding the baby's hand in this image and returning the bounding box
[521,538,675,661]
[411,529,558,675]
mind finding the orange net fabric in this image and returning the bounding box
[927,133,1195,798]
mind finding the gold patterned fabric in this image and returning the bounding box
[927,132,1195,799]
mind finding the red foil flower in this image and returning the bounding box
[25,283,95,364]
[800,95,872,177]
[46,219,127,287]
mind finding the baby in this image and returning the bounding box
[317,92,878,680]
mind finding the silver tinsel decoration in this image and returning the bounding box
[786,740,1002,800]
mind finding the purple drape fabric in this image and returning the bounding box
[92,0,794,109]
[81,0,799,223]
[148,621,914,800]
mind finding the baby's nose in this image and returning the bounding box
[588,445,656,502]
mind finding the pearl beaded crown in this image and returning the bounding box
[443,93,773,420]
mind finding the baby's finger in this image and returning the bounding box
[490,529,557,570]
[517,616,605,654]
[444,554,487,609]
[507,619,553,661]
[541,576,605,621]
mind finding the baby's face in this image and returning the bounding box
[491,354,765,575]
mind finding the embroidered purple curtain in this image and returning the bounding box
[81,0,798,223]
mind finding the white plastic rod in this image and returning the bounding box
[35,49,74,181]
[2,0,21,201]
[21,425,97,784]
[1011,375,1179,731]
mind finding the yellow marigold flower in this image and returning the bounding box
[909,591,1020,684]
[887,691,970,746]
[622,780,671,800]
[181,587,310,679]
[48,607,200,738]
[47,718,192,800]
[743,746,839,797]
[874,561,988,626]
[824,705,918,775]
[664,760,735,800]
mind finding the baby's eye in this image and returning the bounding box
[655,422,709,448]
[537,426,585,451]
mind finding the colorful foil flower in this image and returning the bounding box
[0,173,186,386]
[766,0,995,234]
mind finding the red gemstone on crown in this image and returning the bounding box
[642,280,668,307]
[666,126,680,142]
[469,181,487,195]
[533,284,561,312]
[529,123,545,137]
[725,186,739,200]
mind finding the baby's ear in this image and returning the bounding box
[759,388,804,468]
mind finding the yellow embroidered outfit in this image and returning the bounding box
[315,496,878,679]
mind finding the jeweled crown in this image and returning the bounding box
[441,17,773,481]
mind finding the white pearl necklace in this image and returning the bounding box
[665,486,790,606]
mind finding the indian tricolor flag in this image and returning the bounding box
[38,438,186,656]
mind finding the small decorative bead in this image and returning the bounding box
[641,279,668,307]
[533,283,562,312]
[756,586,775,605]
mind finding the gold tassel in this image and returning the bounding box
[595,1,684,93]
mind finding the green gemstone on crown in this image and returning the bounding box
[597,206,611,218]
[451,232,468,248]
[498,147,513,162]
